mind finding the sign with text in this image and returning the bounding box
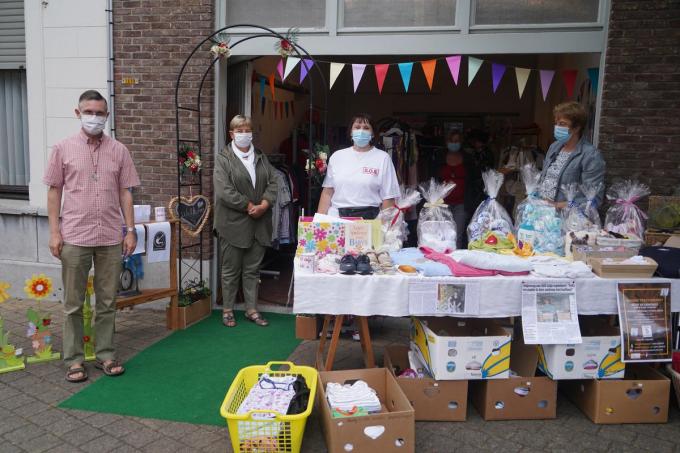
[521,281,582,345]
[617,282,672,362]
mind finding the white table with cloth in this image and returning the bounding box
[293,271,680,370]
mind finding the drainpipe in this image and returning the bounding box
[106,0,116,139]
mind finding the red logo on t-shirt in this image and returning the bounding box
[362,167,379,176]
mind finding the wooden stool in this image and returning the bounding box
[316,315,375,371]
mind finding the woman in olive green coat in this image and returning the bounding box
[213,115,278,327]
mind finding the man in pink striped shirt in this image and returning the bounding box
[43,90,140,383]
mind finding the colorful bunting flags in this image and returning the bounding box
[515,67,531,99]
[374,64,389,94]
[268,73,276,101]
[276,58,284,80]
[259,76,266,114]
[421,60,437,91]
[445,55,461,85]
[329,62,344,89]
[300,59,314,84]
[283,57,300,81]
[491,63,506,93]
[539,70,555,101]
[588,67,600,95]
[468,57,483,86]
[352,64,366,93]
[398,62,413,92]
[562,69,578,98]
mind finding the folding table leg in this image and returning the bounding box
[324,315,344,371]
[357,316,375,368]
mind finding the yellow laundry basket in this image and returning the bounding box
[220,361,318,453]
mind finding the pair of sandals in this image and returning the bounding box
[366,251,393,269]
[66,360,125,383]
[223,310,269,327]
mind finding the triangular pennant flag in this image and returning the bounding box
[421,59,437,91]
[300,59,314,84]
[259,76,266,100]
[445,55,461,85]
[268,73,276,101]
[352,64,366,93]
[283,57,300,81]
[374,64,389,94]
[276,58,284,80]
[539,69,555,101]
[329,62,344,89]
[468,57,483,86]
[514,67,531,99]
[491,63,506,93]
[588,67,600,95]
[562,69,578,98]
[398,62,413,92]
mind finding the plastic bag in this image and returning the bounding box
[561,183,601,232]
[377,187,422,252]
[467,170,513,244]
[417,178,457,252]
[604,180,650,238]
[514,164,564,255]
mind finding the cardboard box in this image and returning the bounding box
[471,331,557,420]
[537,317,625,380]
[572,245,638,263]
[384,345,468,421]
[410,317,511,380]
[295,315,317,340]
[590,256,658,278]
[563,365,670,424]
[317,368,415,453]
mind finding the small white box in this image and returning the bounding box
[134,205,151,223]
[410,317,511,380]
[537,318,624,380]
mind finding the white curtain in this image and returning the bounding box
[0,69,29,186]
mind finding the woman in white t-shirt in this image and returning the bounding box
[317,114,401,219]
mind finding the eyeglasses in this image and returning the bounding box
[257,377,294,391]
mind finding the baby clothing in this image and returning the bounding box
[531,260,594,279]
[326,380,381,413]
[451,250,533,273]
[390,248,452,276]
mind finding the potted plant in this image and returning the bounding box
[168,280,212,329]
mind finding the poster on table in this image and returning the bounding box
[521,280,582,344]
[408,280,481,316]
[616,282,672,363]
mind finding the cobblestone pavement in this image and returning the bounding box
[1,299,679,452]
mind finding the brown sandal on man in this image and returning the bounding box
[245,311,269,327]
[95,359,125,377]
[223,311,237,327]
[65,365,88,383]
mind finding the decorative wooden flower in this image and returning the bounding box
[0,282,10,304]
[24,274,52,300]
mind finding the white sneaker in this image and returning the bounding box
[352,330,360,341]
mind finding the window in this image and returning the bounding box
[0,70,29,198]
[226,0,326,29]
[0,0,26,70]
[473,0,599,25]
[342,0,456,28]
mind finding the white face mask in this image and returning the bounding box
[80,114,107,135]
[233,132,253,149]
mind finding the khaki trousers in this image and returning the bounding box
[61,243,121,366]
[219,239,265,312]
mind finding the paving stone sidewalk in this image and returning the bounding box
[1,299,679,452]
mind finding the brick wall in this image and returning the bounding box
[599,0,680,195]
[112,0,215,257]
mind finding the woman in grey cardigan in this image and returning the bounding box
[213,115,277,327]
[538,102,606,208]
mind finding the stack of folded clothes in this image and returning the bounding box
[326,380,381,417]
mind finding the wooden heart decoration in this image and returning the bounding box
[168,195,211,237]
